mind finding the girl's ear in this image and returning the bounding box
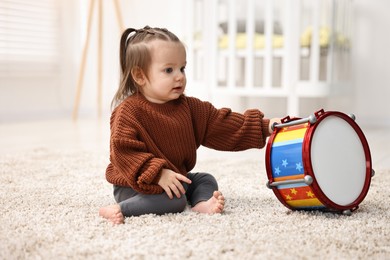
[131,67,146,86]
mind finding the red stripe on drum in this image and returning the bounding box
[279,185,318,201]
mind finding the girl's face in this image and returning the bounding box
[141,40,187,104]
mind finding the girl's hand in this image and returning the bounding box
[158,169,192,199]
[269,118,282,134]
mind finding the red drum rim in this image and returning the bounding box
[303,111,372,211]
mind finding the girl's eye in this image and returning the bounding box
[165,68,173,73]
[180,67,186,73]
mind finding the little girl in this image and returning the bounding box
[99,26,280,224]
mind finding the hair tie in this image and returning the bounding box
[124,27,156,47]
[135,28,155,35]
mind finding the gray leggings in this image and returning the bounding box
[113,172,218,217]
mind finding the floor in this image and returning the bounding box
[1,118,389,171]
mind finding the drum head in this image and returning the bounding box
[309,115,367,206]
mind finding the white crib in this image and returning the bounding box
[183,0,352,115]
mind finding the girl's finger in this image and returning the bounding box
[176,174,192,184]
[164,187,173,199]
[169,184,181,198]
[174,179,186,194]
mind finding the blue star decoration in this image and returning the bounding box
[296,162,303,172]
[274,167,281,175]
[282,159,288,167]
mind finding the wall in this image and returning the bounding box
[348,0,390,126]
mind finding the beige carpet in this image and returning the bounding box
[1,148,389,259]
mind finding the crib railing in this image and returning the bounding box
[184,0,352,115]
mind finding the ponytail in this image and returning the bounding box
[119,28,137,73]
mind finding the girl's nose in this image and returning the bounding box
[176,71,185,81]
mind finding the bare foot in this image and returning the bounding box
[192,191,225,214]
[99,204,124,225]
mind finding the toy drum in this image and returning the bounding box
[265,109,374,215]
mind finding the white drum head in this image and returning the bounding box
[310,116,367,206]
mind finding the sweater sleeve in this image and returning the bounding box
[188,97,270,151]
[105,109,165,194]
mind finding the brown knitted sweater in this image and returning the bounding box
[106,94,270,194]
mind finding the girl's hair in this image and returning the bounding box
[112,26,182,109]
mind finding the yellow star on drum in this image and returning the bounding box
[306,191,315,198]
[290,188,298,195]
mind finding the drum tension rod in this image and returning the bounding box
[266,175,313,189]
[272,114,317,131]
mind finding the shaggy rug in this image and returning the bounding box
[0,148,389,259]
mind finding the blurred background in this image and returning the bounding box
[0,0,389,126]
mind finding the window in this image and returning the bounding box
[0,0,61,77]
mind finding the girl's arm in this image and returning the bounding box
[187,97,271,151]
